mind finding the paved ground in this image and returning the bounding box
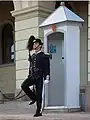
[0,101,90,120]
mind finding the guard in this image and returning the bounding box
[21,38,50,117]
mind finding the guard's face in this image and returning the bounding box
[33,42,40,50]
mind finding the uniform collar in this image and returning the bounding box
[36,50,42,54]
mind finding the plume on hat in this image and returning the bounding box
[27,35,35,50]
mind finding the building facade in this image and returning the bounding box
[0,1,90,111]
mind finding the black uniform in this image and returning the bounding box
[21,51,50,113]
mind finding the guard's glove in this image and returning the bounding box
[44,75,50,84]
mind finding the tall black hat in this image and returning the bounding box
[33,38,43,45]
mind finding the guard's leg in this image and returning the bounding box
[34,77,43,117]
[21,76,36,101]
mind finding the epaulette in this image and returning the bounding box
[44,53,52,59]
[45,53,50,55]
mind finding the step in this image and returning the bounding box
[44,107,81,114]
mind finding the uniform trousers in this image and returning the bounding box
[21,73,43,111]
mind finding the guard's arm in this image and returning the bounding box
[43,53,50,81]
[28,52,32,75]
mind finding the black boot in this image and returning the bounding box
[29,100,36,105]
[34,109,42,117]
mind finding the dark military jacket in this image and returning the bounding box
[28,51,50,80]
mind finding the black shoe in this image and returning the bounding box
[34,111,42,117]
[29,100,36,105]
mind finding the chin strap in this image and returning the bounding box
[34,44,41,50]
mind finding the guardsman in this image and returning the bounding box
[21,38,50,117]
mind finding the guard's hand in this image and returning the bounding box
[46,75,50,80]
[44,75,50,84]
[44,80,49,84]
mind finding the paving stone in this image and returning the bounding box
[0,101,90,120]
